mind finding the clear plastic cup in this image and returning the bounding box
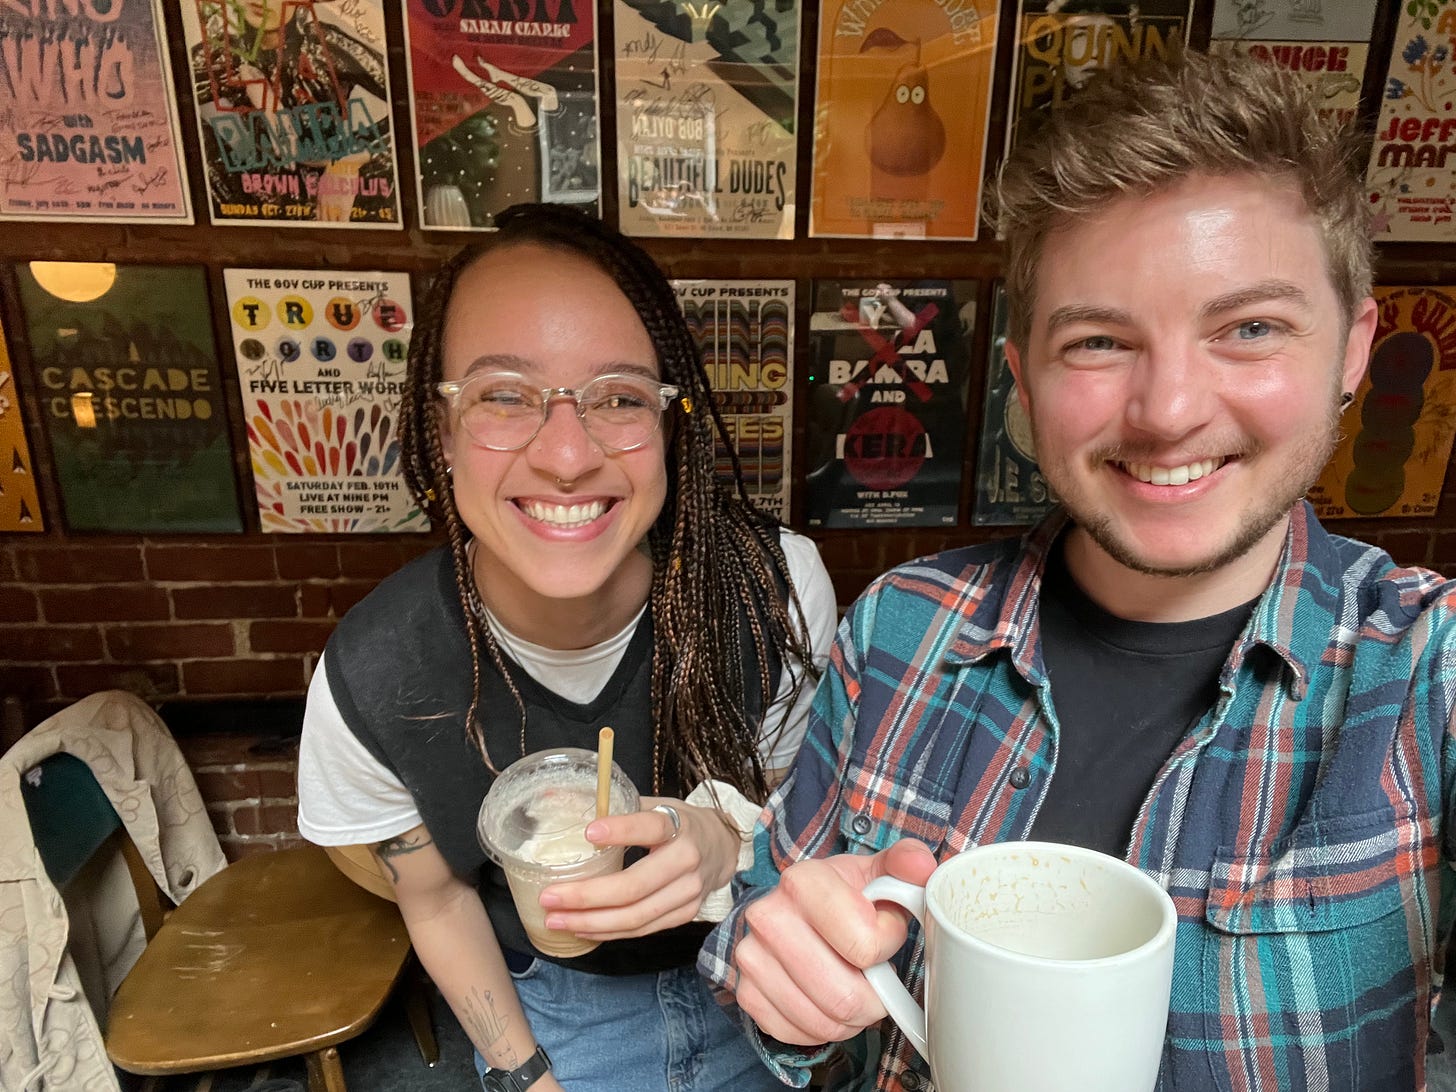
[477,747,639,957]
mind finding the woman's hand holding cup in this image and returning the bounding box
[538,797,742,939]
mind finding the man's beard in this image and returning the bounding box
[1049,401,1346,579]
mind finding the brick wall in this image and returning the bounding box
[0,537,436,710]
[2,0,1455,851]
[177,733,305,860]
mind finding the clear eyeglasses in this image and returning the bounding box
[436,371,681,453]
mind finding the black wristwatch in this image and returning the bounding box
[481,1045,552,1092]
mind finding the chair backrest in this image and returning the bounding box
[21,751,168,939]
[21,752,122,889]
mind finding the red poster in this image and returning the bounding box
[403,0,600,229]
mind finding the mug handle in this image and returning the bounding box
[861,875,929,1058]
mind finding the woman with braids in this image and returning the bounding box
[296,203,835,1091]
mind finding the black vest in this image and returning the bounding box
[324,546,778,975]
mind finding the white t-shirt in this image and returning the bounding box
[297,529,837,847]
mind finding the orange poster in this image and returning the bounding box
[809,0,999,240]
[1310,286,1456,520]
[0,317,43,532]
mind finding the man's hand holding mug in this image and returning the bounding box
[733,839,1177,1092]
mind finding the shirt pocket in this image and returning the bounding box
[1205,806,1411,935]
[1195,805,1422,1092]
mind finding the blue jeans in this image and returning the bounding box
[472,959,781,1091]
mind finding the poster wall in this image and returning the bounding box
[1210,0,1377,130]
[809,0,998,240]
[0,0,193,223]
[972,284,1055,526]
[181,0,403,228]
[402,0,600,229]
[805,279,975,527]
[1004,0,1192,157]
[616,0,800,239]
[1364,0,1456,241]
[224,268,427,533]
[0,319,43,533]
[1310,287,1456,520]
[17,263,242,533]
[673,280,795,520]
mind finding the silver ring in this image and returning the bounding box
[653,803,681,841]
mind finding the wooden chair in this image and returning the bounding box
[22,751,429,1092]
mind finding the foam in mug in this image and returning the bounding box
[477,747,639,958]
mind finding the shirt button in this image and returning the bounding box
[851,813,873,835]
[901,1071,922,1091]
[1008,765,1031,790]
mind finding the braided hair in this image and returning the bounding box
[400,203,818,803]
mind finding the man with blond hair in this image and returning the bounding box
[701,48,1456,1091]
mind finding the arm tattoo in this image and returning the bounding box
[373,832,433,884]
[462,986,521,1069]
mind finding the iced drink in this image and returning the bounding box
[477,747,639,957]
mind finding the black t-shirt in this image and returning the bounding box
[1029,541,1256,858]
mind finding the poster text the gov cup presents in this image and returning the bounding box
[805,279,975,528]
[225,268,427,533]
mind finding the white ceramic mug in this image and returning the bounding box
[862,841,1177,1092]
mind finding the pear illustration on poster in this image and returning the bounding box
[863,29,948,205]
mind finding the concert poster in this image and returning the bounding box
[809,0,999,240]
[804,279,975,527]
[16,263,242,534]
[1004,0,1192,158]
[1364,0,1456,242]
[224,268,427,533]
[972,283,1055,526]
[616,0,800,239]
[1209,0,1377,130]
[180,0,403,227]
[0,318,43,533]
[0,0,193,223]
[402,0,600,229]
[672,280,795,520]
[1310,286,1456,520]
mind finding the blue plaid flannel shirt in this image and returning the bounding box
[701,502,1456,1091]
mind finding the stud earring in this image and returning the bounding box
[1339,391,1355,412]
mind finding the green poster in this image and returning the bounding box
[17,263,243,533]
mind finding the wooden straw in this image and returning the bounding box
[595,726,614,819]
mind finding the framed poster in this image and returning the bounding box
[1004,0,1193,158]
[1209,0,1377,130]
[809,0,999,240]
[804,279,975,527]
[1310,287,1456,520]
[0,0,193,223]
[402,0,600,229]
[616,0,801,239]
[225,268,427,533]
[0,318,43,532]
[972,284,1055,526]
[1364,0,1456,241]
[16,263,242,534]
[181,0,403,227]
[1210,0,1380,40]
[673,280,795,520]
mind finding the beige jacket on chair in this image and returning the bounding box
[0,691,227,1092]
